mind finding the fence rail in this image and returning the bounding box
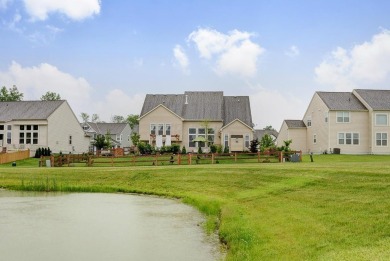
[0,149,30,164]
[39,150,302,167]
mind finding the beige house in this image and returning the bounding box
[139,91,254,152]
[277,89,390,154]
[0,100,90,156]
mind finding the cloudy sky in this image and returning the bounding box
[1,1,390,130]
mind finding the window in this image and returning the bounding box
[150,124,156,135]
[19,125,39,145]
[338,132,359,145]
[0,125,4,131]
[224,134,229,149]
[338,133,344,145]
[189,128,196,147]
[157,124,164,135]
[307,119,312,127]
[324,112,328,123]
[207,128,215,144]
[313,134,317,144]
[7,125,12,144]
[245,134,250,148]
[376,114,388,126]
[337,112,350,123]
[376,133,388,146]
[165,124,171,135]
[69,135,72,145]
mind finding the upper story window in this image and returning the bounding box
[375,114,388,126]
[313,134,317,144]
[324,112,328,123]
[307,119,312,127]
[337,112,350,123]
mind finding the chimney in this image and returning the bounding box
[185,95,188,105]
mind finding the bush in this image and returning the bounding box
[137,142,154,155]
[210,144,217,153]
[223,145,229,153]
[216,145,223,154]
[171,144,181,154]
[250,139,259,153]
[181,146,187,154]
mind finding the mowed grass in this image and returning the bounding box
[1,155,390,260]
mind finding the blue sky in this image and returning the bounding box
[1,1,390,130]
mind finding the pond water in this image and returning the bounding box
[0,190,223,261]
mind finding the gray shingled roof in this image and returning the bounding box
[87,122,128,135]
[254,129,279,139]
[317,92,367,111]
[0,100,65,122]
[140,91,252,127]
[354,89,390,110]
[285,120,306,128]
[223,96,252,127]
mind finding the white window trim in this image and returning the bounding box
[244,133,250,148]
[375,113,388,126]
[337,132,360,145]
[336,111,351,123]
[375,132,388,147]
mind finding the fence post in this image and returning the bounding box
[299,150,302,162]
[234,152,237,162]
[189,153,192,165]
[257,151,260,163]
[155,154,158,166]
[211,153,214,164]
[178,154,181,165]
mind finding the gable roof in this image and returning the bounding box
[254,129,278,140]
[316,92,367,111]
[354,89,390,110]
[223,96,252,127]
[86,122,128,135]
[285,120,306,128]
[0,100,65,122]
[140,91,252,127]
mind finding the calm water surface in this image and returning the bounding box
[0,190,223,261]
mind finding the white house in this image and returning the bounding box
[0,100,90,156]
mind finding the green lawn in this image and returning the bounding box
[1,155,390,260]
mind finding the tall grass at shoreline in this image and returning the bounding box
[2,155,390,260]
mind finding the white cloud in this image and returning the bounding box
[188,28,264,77]
[249,87,305,131]
[93,90,145,122]
[23,0,101,21]
[0,61,92,115]
[315,30,390,91]
[0,61,144,122]
[285,45,300,57]
[173,44,189,73]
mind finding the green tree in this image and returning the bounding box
[260,134,275,152]
[111,115,125,123]
[126,114,139,131]
[91,113,101,123]
[80,112,90,123]
[40,91,61,101]
[0,85,23,101]
[250,138,259,153]
[130,132,140,146]
[263,125,275,131]
[92,135,108,150]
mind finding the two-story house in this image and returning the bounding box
[139,91,254,152]
[277,89,390,154]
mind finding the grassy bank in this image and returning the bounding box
[1,155,390,260]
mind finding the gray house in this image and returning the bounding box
[139,91,254,152]
[81,122,132,151]
[0,100,90,156]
